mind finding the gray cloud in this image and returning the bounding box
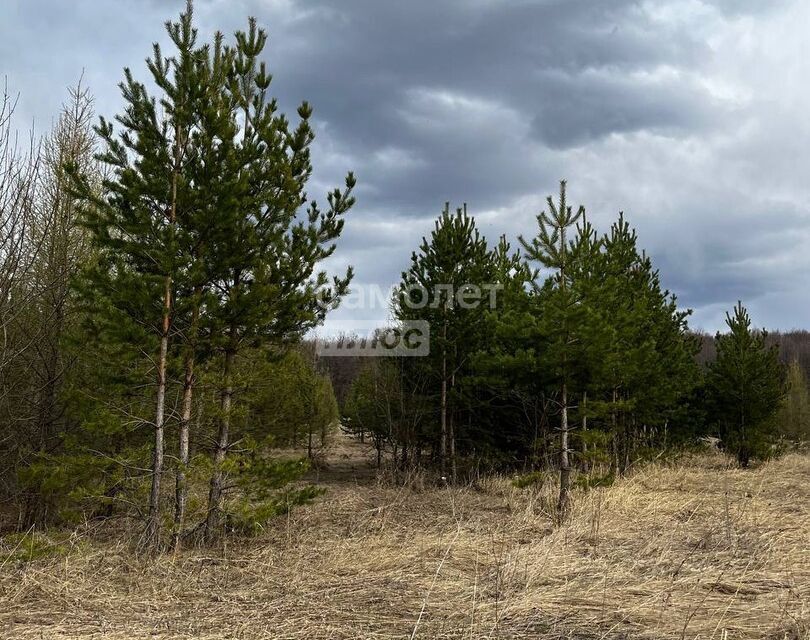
[528,68,724,148]
[2,0,808,334]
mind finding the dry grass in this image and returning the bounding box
[0,442,808,639]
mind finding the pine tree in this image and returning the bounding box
[198,17,355,541]
[474,244,553,469]
[68,2,354,548]
[707,302,785,466]
[586,215,699,473]
[69,1,203,550]
[169,20,235,551]
[519,180,588,518]
[395,204,501,482]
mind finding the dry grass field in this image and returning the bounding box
[0,438,808,639]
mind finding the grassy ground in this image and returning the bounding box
[0,437,808,639]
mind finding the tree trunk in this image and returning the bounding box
[556,204,571,518]
[173,351,194,550]
[144,274,171,551]
[144,116,182,552]
[611,388,620,477]
[581,391,589,473]
[557,382,571,519]
[449,406,456,484]
[204,347,235,543]
[738,406,748,467]
[440,322,448,479]
[623,409,631,473]
[173,291,200,551]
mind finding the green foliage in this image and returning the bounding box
[17,452,134,525]
[242,349,339,448]
[0,532,74,564]
[578,427,613,469]
[582,214,701,470]
[359,183,703,484]
[511,471,547,490]
[393,203,527,476]
[518,180,590,387]
[225,439,324,535]
[15,309,159,526]
[573,472,615,490]
[707,302,785,466]
[1,0,794,542]
[61,2,354,545]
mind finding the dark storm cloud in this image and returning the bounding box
[228,0,719,189]
[192,0,721,209]
[528,69,719,148]
[2,0,808,332]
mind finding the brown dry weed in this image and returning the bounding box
[0,445,807,639]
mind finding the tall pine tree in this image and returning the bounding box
[71,2,355,548]
[198,17,355,541]
[396,204,502,482]
[519,181,588,518]
[71,2,201,550]
[707,302,784,466]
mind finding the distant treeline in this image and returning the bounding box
[324,331,810,404]
[322,330,810,446]
[697,330,810,375]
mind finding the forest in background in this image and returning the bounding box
[0,2,808,555]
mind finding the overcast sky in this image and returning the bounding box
[3,0,809,335]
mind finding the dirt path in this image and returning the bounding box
[304,431,380,486]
